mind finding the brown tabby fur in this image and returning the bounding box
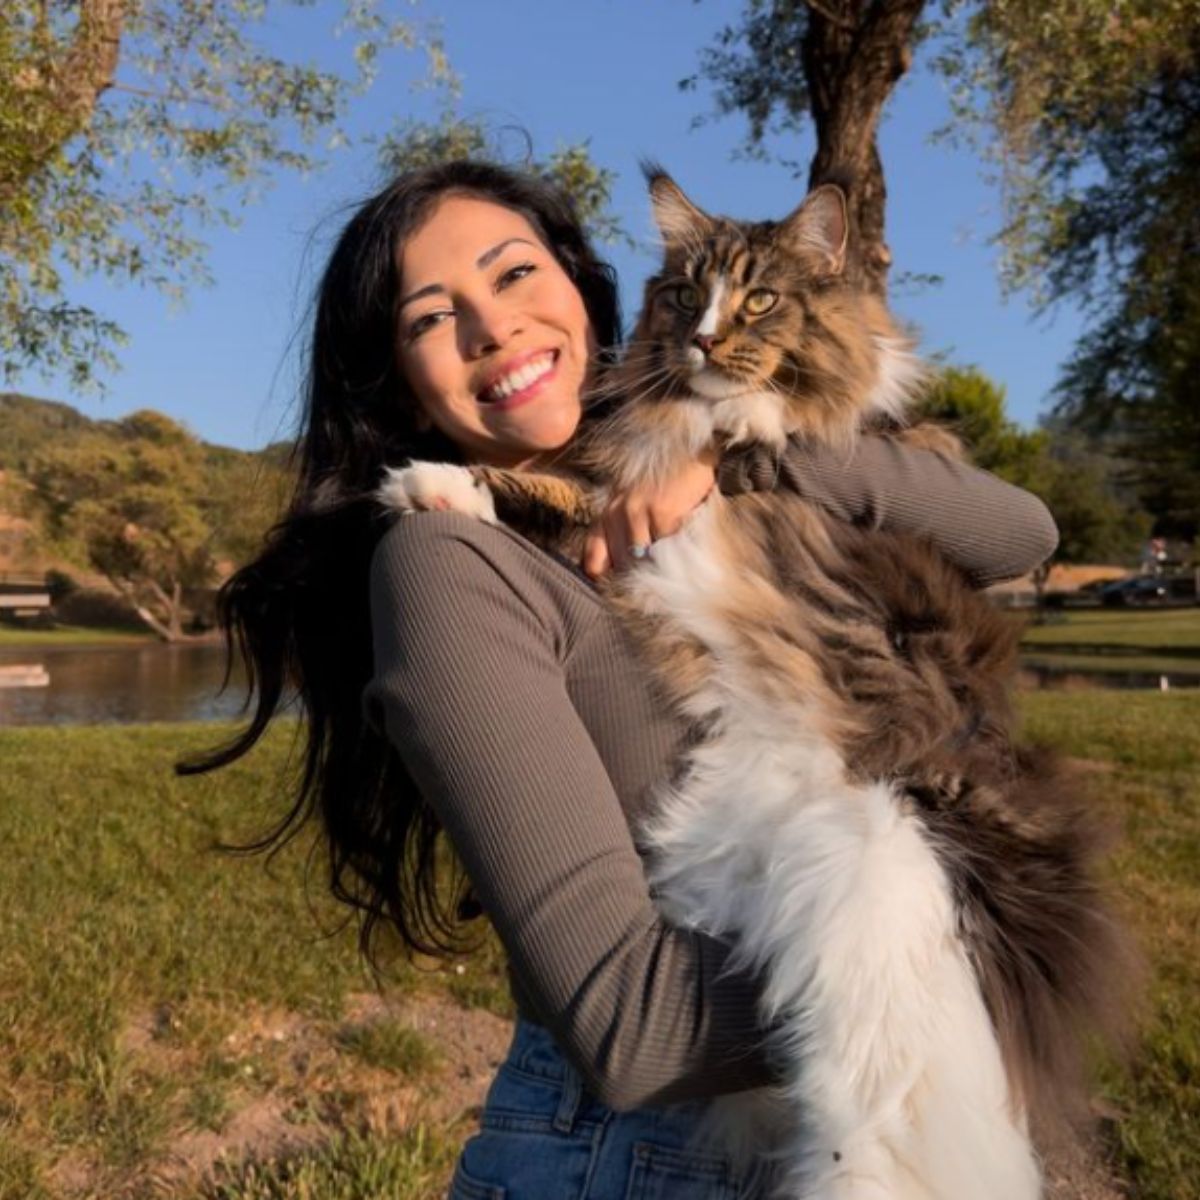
[427,171,1136,1139]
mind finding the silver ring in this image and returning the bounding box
[629,542,651,560]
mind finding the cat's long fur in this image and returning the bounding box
[378,172,1132,1199]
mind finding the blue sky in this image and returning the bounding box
[27,0,1087,450]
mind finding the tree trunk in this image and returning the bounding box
[801,0,926,297]
[105,573,191,643]
[146,576,188,642]
[1031,560,1052,625]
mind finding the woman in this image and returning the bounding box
[188,161,1058,1198]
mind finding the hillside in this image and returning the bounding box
[0,392,290,473]
[0,393,292,584]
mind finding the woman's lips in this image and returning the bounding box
[478,350,559,412]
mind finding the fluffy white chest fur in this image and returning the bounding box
[624,504,1039,1199]
[378,457,1042,1200]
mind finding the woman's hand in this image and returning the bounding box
[583,448,718,578]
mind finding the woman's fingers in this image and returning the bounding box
[583,524,610,579]
[623,505,654,567]
[581,454,717,577]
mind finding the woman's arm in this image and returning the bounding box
[718,434,1059,587]
[365,513,774,1110]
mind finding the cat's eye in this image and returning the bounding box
[743,289,778,316]
[674,284,700,312]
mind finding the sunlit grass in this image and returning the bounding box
[0,700,1196,1197]
[0,721,508,1198]
[1022,692,1200,1200]
[0,624,153,647]
[1022,607,1200,651]
[198,1126,459,1200]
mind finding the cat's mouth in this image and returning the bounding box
[687,364,760,401]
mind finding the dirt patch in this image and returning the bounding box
[341,990,511,1125]
[86,995,1128,1198]
[70,990,512,1198]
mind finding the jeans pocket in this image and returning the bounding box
[453,1125,593,1200]
[624,1140,739,1200]
[449,1156,507,1200]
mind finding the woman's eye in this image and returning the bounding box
[675,284,700,311]
[407,311,449,340]
[743,288,778,316]
[498,262,536,288]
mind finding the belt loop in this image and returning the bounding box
[552,1061,584,1134]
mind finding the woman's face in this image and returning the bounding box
[395,195,596,467]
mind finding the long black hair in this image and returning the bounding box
[180,161,622,959]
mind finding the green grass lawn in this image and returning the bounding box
[0,700,1196,1198]
[1021,692,1200,1200]
[0,722,508,1200]
[0,625,154,648]
[1021,606,1200,653]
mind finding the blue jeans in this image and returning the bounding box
[449,1018,764,1199]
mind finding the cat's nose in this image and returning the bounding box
[692,333,719,355]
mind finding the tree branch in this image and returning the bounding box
[803,0,856,32]
[2,0,126,202]
[103,572,176,642]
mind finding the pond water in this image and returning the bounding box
[1017,663,1200,692]
[2,641,1197,728]
[0,641,252,727]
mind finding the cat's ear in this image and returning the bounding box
[779,185,848,276]
[643,163,715,245]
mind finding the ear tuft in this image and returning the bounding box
[644,165,715,245]
[780,184,849,275]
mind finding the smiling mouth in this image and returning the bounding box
[478,350,559,407]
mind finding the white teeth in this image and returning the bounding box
[482,352,554,401]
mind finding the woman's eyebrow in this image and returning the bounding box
[476,236,536,268]
[397,237,538,311]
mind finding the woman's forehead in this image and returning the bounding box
[398,196,545,288]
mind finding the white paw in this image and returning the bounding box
[376,462,498,524]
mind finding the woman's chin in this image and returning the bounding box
[491,404,580,459]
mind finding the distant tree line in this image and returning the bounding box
[913,367,1152,569]
[0,393,289,640]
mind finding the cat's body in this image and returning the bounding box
[379,174,1129,1198]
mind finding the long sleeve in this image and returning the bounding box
[364,513,773,1110]
[718,434,1059,587]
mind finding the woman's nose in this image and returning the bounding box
[459,297,522,358]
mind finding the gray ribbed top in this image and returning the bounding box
[363,436,1058,1111]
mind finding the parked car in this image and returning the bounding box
[1097,574,1197,607]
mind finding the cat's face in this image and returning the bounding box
[629,173,914,440]
[643,176,848,400]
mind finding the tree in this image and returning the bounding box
[936,3,1200,538]
[1,1,441,390]
[685,0,927,296]
[202,442,292,571]
[27,410,216,640]
[914,365,1150,565]
[915,365,1047,485]
[689,2,1200,535]
[378,112,626,246]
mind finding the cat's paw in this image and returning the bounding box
[376,462,498,524]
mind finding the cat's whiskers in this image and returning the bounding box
[582,362,678,411]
